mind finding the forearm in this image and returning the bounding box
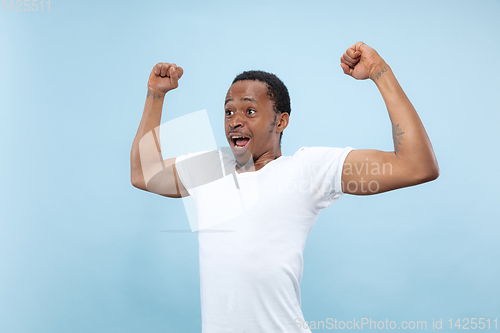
[372,63,439,178]
[130,88,166,188]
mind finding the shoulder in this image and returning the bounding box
[293,146,354,160]
[175,150,219,163]
[289,147,357,173]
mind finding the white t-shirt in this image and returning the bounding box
[176,146,355,333]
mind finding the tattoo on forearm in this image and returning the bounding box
[392,123,405,153]
[375,66,387,80]
[147,90,162,99]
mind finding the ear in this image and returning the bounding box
[276,112,289,134]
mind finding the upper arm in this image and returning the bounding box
[341,149,438,195]
[132,157,189,198]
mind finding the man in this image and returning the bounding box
[130,42,439,332]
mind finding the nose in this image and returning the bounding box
[229,112,245,129]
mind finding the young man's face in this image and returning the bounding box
[224,80,286,165]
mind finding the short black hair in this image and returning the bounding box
[232,70,291,142]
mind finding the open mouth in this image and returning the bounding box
[230,135,250,151]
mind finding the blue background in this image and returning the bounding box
[1,0,499,332]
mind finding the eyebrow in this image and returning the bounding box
[224,97,259,105]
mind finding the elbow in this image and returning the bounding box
[415,163,440,183]
[131,177,141,189]
[131,171,147,191]
[431,165,440,180]
[428,161,441,181]
[131,179,147,192]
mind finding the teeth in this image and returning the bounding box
[230,135,248,149]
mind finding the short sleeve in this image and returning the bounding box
[293,146,355,213]
[174,151,207,198]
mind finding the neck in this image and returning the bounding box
[236,146,282,173]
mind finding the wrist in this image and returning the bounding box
[146,86,166,99]
[369,61,390,82]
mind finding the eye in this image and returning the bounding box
[247,109,256,115]
[225,109,234,116]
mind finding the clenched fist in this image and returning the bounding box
[148,62,184,94]
[340,42,387,81]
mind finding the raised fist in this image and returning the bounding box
[148,62,184,94]
[340,42,386,81]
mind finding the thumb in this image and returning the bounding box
[176,66,184,80]
[355,41,366,53]
[170,66,183,86]
[169,67,179,87]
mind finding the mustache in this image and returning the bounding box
[227,127,249,137]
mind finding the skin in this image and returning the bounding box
[339,42,439,195]
[131,41,439,198]
[224,80,289,172]
[130,63,188,198]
